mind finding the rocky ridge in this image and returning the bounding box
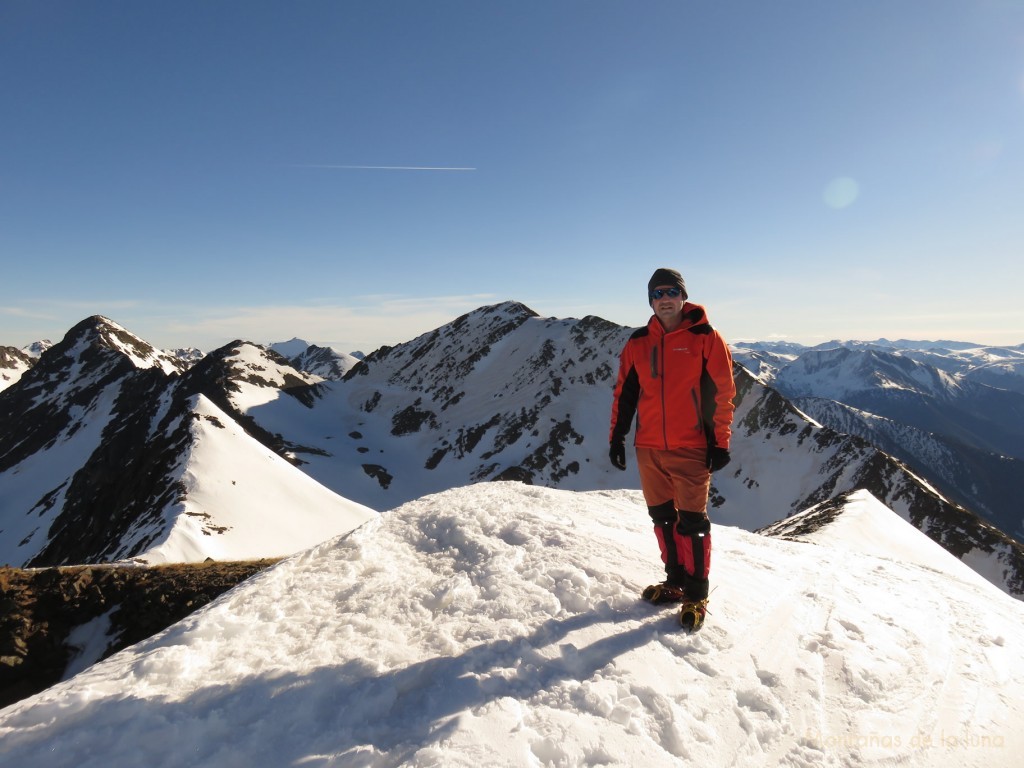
[0,560,277,709]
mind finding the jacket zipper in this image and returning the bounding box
[659,339,669,449]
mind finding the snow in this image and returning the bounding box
[101,325,179,376]
[269,337,312,359]
[0,341,50,393]
[1,483,1021,767]
[62,609,117,680]
[0,364,31,394]
[134,394,376,564]
[222,342,322,411]
[771,489,993,590]
[21,341,52,358]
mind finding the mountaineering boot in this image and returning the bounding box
[640,582,688,604]
[678,598,709,632]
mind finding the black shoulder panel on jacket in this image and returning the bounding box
[688,322,713,336]
[629,327,649,340]
[683,308,706,325]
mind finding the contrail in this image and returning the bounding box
[288,164,477,172]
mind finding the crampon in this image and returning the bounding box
[640,582,688,605]
[678,598,709,632]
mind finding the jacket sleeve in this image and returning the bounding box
[610,343,640,443]
[701,330,737,450]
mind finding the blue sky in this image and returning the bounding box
[2,1,1023,353]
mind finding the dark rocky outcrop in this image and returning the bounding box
[0,560,278,709]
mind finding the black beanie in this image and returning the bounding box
[648,268,687,301]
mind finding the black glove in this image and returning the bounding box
[609,439,626,471]
[706,446,730,472]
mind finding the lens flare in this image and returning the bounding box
[823,177,860,209]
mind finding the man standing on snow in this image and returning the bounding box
[609,268,736,630]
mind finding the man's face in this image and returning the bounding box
[650,284,684,323]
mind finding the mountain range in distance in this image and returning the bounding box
[1,303,1022,599]
[730,338,1024,542]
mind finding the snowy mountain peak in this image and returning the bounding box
[213,341,321,392]
[174,340,326,418]
[268,337,311,359]
[2,315,185,408]
[167,347,204,367]
[269,338,360,381]
[464,298,540,324]
[325,301,632,503]
[350,300,540,378]
[60,315,187,376]
[21,340,52,357]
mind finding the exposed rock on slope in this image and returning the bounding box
[0,560,277,708]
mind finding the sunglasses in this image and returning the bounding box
[649,287,682,300]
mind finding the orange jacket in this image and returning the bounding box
[610,303,736,452]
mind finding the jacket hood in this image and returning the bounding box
[647,302,710,336]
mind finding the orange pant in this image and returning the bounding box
[635,446,711,514]
[637,446,712,597]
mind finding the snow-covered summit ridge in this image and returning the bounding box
[1,483,1020,767]
[760,488,994,590]
[138,392,375,565]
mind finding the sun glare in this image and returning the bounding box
[823,177,861,210]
